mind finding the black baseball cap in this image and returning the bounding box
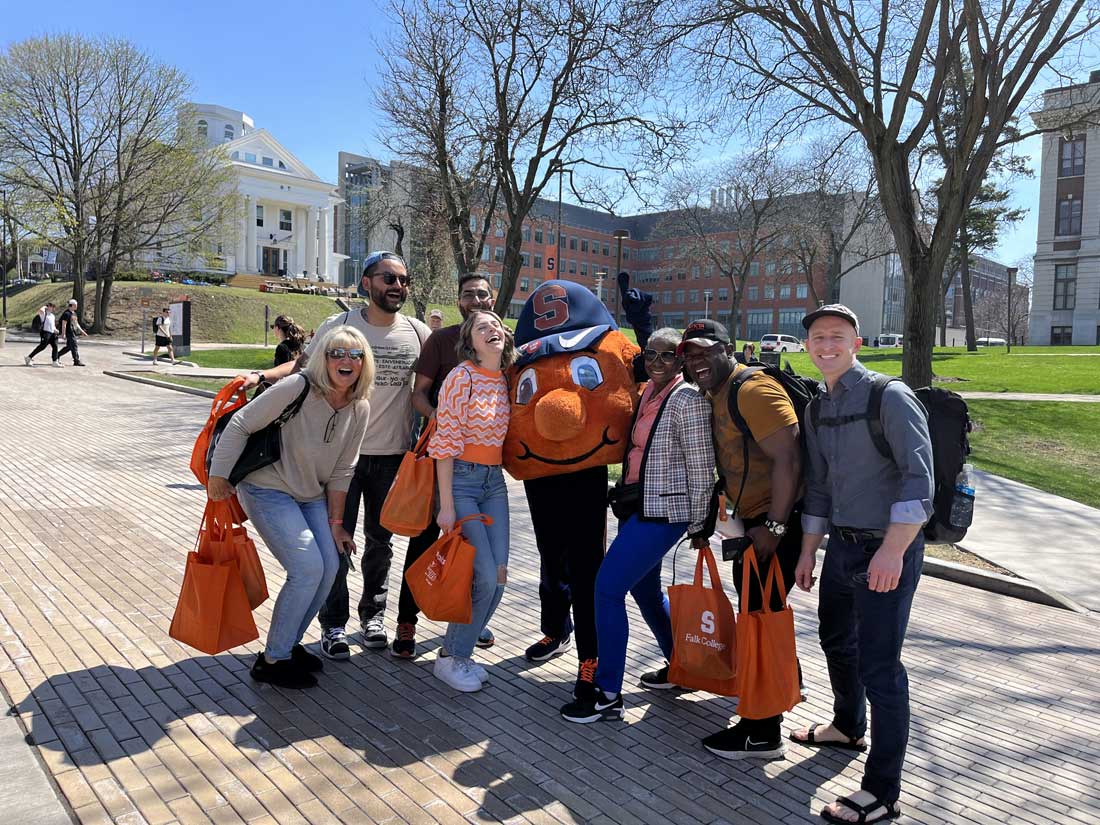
[676,319,730,354]
[802,304,860,334]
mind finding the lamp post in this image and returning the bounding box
[613,228,629,322]
[703,289,712,319]
[595,270,608,311]
[1006,266,1017,353]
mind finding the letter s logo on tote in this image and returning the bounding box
[700,610,715,636]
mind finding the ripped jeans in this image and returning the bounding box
[445,460,510,658]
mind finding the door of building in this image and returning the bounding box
[262,247,285,276]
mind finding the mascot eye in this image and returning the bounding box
[569,356,604,391]
[516,368,538,404]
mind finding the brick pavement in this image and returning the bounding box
[1,342,1099,825]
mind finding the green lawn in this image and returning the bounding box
[966,400,1100,509]
[187,348,276,371]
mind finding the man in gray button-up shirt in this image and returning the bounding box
[790,305,933,825]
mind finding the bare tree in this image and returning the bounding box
[973,260,1032,350]
[652,0,1099,386]
[661,149,795,337]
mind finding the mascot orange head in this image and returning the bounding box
[503,280,640,481]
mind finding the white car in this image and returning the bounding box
[877,333,904,348]
[760,333,805,353]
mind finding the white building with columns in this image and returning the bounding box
[186,103,343,280]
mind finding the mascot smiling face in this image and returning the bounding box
[503,280,640,481]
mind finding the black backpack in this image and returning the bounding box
[809,374,972,543]
[724,361,821,514]
[31,312,43,333]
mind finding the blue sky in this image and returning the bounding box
[8,0,1049,268]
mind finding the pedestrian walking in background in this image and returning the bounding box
[207,325,373,689]
[152,307,177,365]
[427,309,514,692]
[253,315,306,397]
[792,304,934,825]
[56,299,88,367]
[25,302,60,367]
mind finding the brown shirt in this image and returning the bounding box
[415,324,462,408]
[711,365,800,519]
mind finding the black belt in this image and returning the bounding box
[834,526,885,543]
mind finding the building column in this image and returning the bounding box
[236,197,247,273]
[305,206,318,279]
[294,207,306,275]
[317,207,329,278]
[245,195,257,273]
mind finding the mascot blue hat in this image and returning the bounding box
[513,279,618,366]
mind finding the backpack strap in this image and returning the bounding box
[275,375,312,426]
[811,373,896,461]
[723,366,764,517]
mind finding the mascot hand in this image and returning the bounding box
[617,271,654,349]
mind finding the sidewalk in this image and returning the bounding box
[2,339,1099,824]
[958,391,1100,403]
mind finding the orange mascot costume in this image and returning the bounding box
[504,279,645,699]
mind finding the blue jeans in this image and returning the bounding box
[236,482,340,661]
[445,461,510,658]
[818,531,924,806]
[594,515,687,695]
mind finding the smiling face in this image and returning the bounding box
[502,330,640,480]
[682,340,734,392]
[643,341,682,389]
[363,258,409,313]
[807,316,861,381]
[469,311,506,363]
[325,343,365,393]
[457,277,494,319]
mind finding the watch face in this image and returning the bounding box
[769,521,787,536]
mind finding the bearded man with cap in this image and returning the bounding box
[791,304,932,825]
[678,318,805,761]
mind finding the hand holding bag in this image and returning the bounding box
[668,543,739,696]
[201,499,268,610]
[191,377,249,485]
[733,546,802,719]
[404,513,490,623]
[380,419,437,536]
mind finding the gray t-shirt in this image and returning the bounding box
[306,309,430,455]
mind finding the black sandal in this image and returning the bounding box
[820,794,901,824]
[790,723,867,752]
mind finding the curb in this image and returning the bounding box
[925,553,1085,612]
[102,370,217,399]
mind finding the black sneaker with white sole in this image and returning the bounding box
[525,634,571,662]
[639,664,681,690]
[560,689,624,724]
[702,724,786,760]
[321,628,350,660]
[361,616,388,649]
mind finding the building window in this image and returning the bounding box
[1056,197,1082,235]
[522,225,531,242]
[494,246,504,262]
[482,245,490,262]
[691,266,700,279]
[492,273,501,288]
[779,285,791,299]
[675,289,685,303]
[689,289,699,303]
[718,288,729,301]
[1060,137,1085,177]
[470,215,479,232]
[570,236,578,250]
[764,285,775,299]
[1051,326,1073,346]
[568,259,577,274]
[495,221,504,238]
[224,125,234,141]
[581,238,589,253]
[765,262,776,277]
[520,251,531,267]
[750,262,759,277]
[602,243,610,256]
[278,160,287,170]
[262,156,274,167]
[197,119,208,138]
[279,209,292,231]
[747,286,758,300]
[535,228,543,244]
[559,234,566,248]
[663,290,672,304]
[244,152,257,164]
[534,254,543,269]
[256,205,264,227]
[580,262,588,276]
[1054,263,1077,310]
[622,248,629,260]
[797,283,808,299]
[231,151,239,160]
[521,278,529,291]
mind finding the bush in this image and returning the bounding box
[114,269,151,282]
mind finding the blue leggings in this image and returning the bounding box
[593,515,688,695]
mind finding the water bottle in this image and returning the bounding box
[949,463,975,529]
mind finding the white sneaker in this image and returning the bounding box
[51,360,63,368]
[438,647,488,683]
[23,356,33,367]
[433,655,482,692]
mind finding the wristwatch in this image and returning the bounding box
[763,518,788,537]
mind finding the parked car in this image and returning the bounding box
[976,337,1006,347]
[760,333,805,353]
[877,333,904,348]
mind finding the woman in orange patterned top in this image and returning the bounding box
[428,310,515,692]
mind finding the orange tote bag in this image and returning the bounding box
[668,544,738,696]
[190,377,249,485]
[169,552,259,655]
[380,419,437,536]
[201,500,269,611]
[404,513,488,624]
[734,546,802,719]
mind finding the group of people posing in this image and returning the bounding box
[205,251,933,825]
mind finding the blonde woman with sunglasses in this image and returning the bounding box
[208,325,374,689]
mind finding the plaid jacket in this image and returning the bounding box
[637,384,715,535]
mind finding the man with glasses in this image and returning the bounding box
[678,319,804,761]
[389,273,497,658]
[243,251,430,659]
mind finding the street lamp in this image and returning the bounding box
[595,270,608,310]
[703,289,712,319]
[613,228,629,322]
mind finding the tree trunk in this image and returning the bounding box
[959,218,976,352]
[938,280,947,347]
[91,263,105,333]
[95,271,114,333]
[71,247,86,324]
[901,253,938,388]
[494,226,525,318]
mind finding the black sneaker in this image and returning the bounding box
[525,634,571,662]
[561,689,624,724]
[702,724,786,761]
[291,644,323,673]
[361,616,388,649]
[573,658,598,700]
[250,654,317,689]
[639,664,681,690]
[476,627,495,648]
[390,622,417,659]
[321,628,350,660]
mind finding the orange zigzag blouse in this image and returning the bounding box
[428,361,511,466]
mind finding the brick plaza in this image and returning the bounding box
[0,348,1098,824]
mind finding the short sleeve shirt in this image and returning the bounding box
[415,325,462,408]
[306,310,430,455]
[711,365,801,519]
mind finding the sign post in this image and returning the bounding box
[264,304,270,347]
[139,288,153,353]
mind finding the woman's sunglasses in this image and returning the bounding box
[643,349,679,365]
[372,273,412,287]
[326,348,366,361]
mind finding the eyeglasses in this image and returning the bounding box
[643,349,679,365]
[326,348,366,361]
[460,289,492,300]
[324,410,338,444]
[372,272,411,287]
